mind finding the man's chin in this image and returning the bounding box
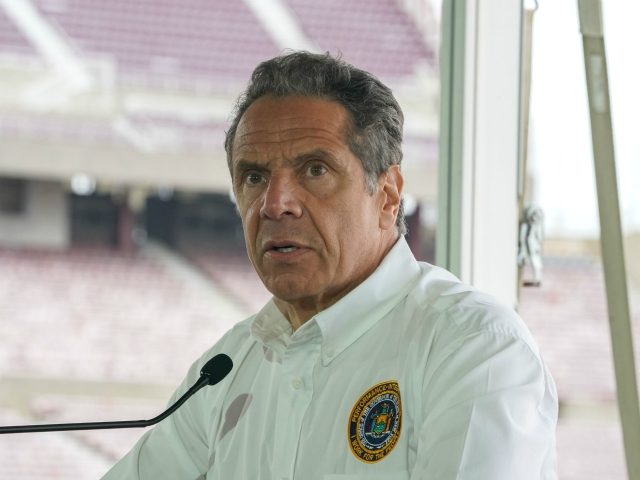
[265,279,321,305]
[268,287,314,304]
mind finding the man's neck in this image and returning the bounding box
[273,234,400,332]
[272,298,319,332]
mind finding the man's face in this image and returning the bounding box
[231,95,399,310]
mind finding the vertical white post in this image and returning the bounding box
[578,1,640,478]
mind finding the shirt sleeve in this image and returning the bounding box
[101,359,210,480]
[410,329,558,480]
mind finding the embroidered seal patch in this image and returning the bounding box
[348,380,402,463]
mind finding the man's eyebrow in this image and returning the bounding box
[293,149,336,164]
[232,148,336,177]
[233,159,266,172]
[234,149,336,172]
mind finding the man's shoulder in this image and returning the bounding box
[190,315,257,373]
[214,314,256,348]
[402,262,537,351]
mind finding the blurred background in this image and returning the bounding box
[0,0,637,478]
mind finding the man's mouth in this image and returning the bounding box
[272,246,298,253]
[263,241,306,257]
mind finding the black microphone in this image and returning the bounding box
[0,353,233,434]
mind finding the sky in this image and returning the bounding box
[529,0,640,237]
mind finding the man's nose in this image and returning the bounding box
[259,174,302,219]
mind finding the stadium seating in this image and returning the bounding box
[32,0,279,88]
[0,408,111,479]
[29,394,164,461]
[0,245,242,384]
[3,0,435,88]
[519,256,640,404]
[0,9,34,54]
[183,246,272,314]
[286,0,435,79]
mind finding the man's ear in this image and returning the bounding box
[378,165,404,230]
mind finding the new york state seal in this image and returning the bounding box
[348,380,402,463]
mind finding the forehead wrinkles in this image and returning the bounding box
[238,127,343,149]
[234,96,352,147]
[234,123,348,161]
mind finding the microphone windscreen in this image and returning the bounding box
[201,354,233,385]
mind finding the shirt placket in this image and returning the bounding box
[271,333,320,480]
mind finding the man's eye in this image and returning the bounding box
[307,164,327,177]
[244,172,264,185]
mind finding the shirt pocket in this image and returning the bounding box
[323,472,410,480]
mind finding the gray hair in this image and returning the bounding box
[224,51,406,235]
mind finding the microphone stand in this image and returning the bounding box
[0,354,232,434]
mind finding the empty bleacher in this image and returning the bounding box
[556,418,626,480]
[0,245,244,384]
[28,393,164,461]
[183,246,272,314]
[0,12,33,56]
[32,0,280,89]
[519,256,640,404]
[4,0,435,91]
[287,0,435,80]
[0,408,111,479]
[517,256,640,478]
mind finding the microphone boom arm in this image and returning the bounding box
[0,354,232,434]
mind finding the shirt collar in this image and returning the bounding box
[250,237,421,365]
[250,300,293,355]
[314,237,421,365]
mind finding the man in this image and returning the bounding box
[105,52,557,479]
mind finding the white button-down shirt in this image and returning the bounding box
[104,238,557,479]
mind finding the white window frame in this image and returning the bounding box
[437,0,523,308]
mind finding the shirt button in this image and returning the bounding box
[291,377,303,390]
[325,345,335,358]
